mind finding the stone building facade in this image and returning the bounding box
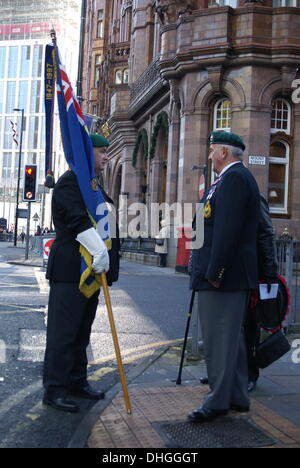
[81,0,300,264]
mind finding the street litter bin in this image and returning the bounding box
[175,226,192,274]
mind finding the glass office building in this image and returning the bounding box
[0,0,80,231]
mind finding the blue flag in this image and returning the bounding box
[52,45,110,298]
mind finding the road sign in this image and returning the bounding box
[248,155,266,166]
[32,213,39,221]
[43,238,55,260]
[17,209,28,219]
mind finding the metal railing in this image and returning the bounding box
[276,239,300,326]
[130,56,162,103]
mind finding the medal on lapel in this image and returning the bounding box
[203,176,221,218]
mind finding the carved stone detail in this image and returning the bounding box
[280,66,297,96]
[156,0,198,25]
[207,66,224,92]
[169,79,181,106]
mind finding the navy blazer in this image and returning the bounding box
[190,162,260,291]
[46,170,119,285]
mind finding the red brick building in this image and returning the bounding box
[81,0,300,263]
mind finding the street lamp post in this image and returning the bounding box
[13,108,24,246]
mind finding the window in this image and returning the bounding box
[2,152,12,179]
[273,0,296,6]
[213,98,231,131]
[32,45,43,77]
[28,116,39,149]
[268,140,289,213]
[94,55,101,88]
[115,69,129,85]
[0,82,4,113]
[6,81,16,113]
[94,66,100,88]
[115,69,123,84]
[18,81,29,113]
[20,46,31,78]
[96,10,104,38]
[8,46,18,78]
[0,47,6,79]
[271,98,291,134]
[30,81,41,113]
[208,0,237,6]
[123,69,129,84]
[13,153,24,179]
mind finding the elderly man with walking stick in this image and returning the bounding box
[188,131,261,423]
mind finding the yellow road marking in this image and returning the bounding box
[88,338,183,367]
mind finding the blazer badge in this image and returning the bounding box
[91,178,98,191]
[204,200,212,219]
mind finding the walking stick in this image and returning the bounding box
[100,272,132,414]
[176,290,196,385]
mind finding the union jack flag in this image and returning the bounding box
[53,45,111,298]
[57,63,85,126]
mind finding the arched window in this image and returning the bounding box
[271,98,291,134]
[115,69,122,84]
[213,98,231,131]
[123,68,129,84]
[268,140,289,213]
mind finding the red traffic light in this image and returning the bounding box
[23,164,37,202]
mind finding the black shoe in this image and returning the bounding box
[230,404,250,413]
[200,377,209,385]
[69,383,105,400]
[188,407,228,423]
[43,396,79,413]
[248,381,257,392]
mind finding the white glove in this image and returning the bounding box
[76,227,110,273]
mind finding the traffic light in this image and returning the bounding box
[23,165,37,201]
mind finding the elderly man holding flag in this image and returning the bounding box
[42,39,119,413]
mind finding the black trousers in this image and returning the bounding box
[43,282,99,399]
[159,253,167,267]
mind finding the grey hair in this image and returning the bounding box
[221,144,244,161]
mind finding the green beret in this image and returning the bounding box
[209,131,245,152]
[90,133,110,147]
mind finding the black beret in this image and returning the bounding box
[209,131,245,151]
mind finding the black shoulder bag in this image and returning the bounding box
[254,284,291,369]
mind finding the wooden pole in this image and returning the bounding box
[100,272,132,414]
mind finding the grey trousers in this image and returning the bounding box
[198,290,250,411]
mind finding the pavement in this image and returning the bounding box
[2,241,300,449]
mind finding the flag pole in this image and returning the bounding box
[100,272,132,414]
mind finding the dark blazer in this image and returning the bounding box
[190,162,260,291]
[46,170,119,284]
[257,194,278,280]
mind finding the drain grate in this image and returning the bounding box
[154,417,277,448]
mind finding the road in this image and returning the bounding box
[0,243,190,448]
